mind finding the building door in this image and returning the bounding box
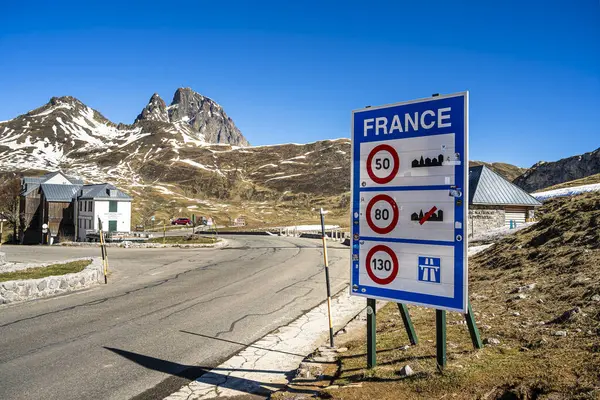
[108,220,118,232]
[505,206,526,228]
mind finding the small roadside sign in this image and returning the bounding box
[350,92,468,313]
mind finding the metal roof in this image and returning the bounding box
[469,166,542,206]
[40,184,82,202]
[78,184,132,200]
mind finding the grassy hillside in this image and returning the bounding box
[316,192,600,400]
[470,161,527,182]
[535,173,600,192]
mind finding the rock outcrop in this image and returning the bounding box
[135,93,169,123]
[168,88,249,146]
[514,148,600,192]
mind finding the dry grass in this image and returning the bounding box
[146,235,216,244]
[0,259,92,282]
[320,193,600,400]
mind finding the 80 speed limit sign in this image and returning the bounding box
[365,194,398,234]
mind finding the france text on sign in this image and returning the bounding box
[350,92,468,313]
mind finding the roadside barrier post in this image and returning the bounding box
[367,298,376,368]
[163,220,166,244]
[319,208,335,348]
[98,218,108,284]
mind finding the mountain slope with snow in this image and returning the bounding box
[0,90,350,225]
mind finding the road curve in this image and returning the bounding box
[0,236,350,400]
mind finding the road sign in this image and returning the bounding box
[350,92,468,313]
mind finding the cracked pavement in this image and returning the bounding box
[0,236,351,400]
[165,290,365,400]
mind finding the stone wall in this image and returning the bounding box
[468,205,505,238]
[0,257,102,305]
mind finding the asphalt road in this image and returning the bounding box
[0,236,350,400]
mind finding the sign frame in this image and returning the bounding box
[350,92,469,313]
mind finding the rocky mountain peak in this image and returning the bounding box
[134,93,169,124]
[168,87,249,146]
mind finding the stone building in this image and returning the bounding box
[468,165,541,238]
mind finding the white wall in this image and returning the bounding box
[78,199,131,240]
[93,200,132,233]
[44,173,71,185]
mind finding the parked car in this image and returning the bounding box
[172,217,192,226]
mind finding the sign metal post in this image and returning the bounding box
[436,309,447,369]
[367,298,376,368]
[351,92,474,371]
[398,303,418,345]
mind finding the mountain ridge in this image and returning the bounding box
[514,147,600,192]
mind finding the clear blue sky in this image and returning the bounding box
[1,1,598,167]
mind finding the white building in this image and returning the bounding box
[76,184,132,241]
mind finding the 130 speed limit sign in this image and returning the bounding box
[366,245,399,285]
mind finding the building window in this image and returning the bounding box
[79,201,82,212]
[109,201,117,213]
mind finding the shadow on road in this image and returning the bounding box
[104,347,313,398]
[179,330,306,358]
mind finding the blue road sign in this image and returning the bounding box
[350,92,469,313]
[418,256,441,283]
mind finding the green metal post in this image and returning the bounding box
[397,303,418,345]
[436,309,446,370]
[465,301,483,349]
[367,298,376,368]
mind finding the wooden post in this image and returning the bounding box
[367,298,377,368]
[320,208,334,348]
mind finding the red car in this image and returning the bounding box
[172,217,192,226]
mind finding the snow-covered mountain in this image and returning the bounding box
[0,90,350,224]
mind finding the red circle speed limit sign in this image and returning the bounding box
[366,194,399,234]
[366,144,399,184]
[366,245,399,285]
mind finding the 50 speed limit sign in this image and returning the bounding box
[366,144,399,184]
[350,92,469,313]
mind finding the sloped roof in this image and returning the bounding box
[469,166,542,206]
[41,183,82,202]
[78,184,132,200]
